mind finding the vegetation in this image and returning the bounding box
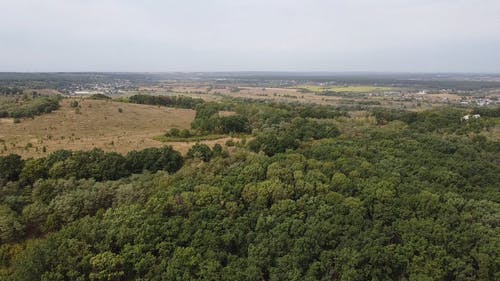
[472,107,500,117]
[372,108,495,134]
[297,85,395,93]
[158,132,229,142]
[248,117,340,156]
[0,95,61,118]
[0,146,183,185]
[128,94,204,109]
[0,98,195,158]
[0,87,23,96]
[88,93,111,100]
[186,143,213,162]
[70,100,79,108]
[0,93,498,280]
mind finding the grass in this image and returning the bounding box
[0,98,196,158]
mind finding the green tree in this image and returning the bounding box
[90,251,126,281]
[0,154,24,182]
[187,143,213,162]
[0,205,24,243]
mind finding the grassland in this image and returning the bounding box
[0,98,200,158]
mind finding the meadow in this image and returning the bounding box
[0,98,196,157]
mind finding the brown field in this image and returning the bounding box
[123,87,220,102]
[0,98,212,158]
[26,89,64,96]
[424,93,462,102]
[166,85,344,105]
[165,85,450,110]
[132,83,460,111]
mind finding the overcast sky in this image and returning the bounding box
[1,0,499,72]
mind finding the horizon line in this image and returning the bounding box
[1,71,500,75]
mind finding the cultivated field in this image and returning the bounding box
[0,98,207,158]
[159,84,457,109]
[295,85,396,93]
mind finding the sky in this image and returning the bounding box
[0,0,499,73]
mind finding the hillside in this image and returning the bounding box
[0,99,197,157]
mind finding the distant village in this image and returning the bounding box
[61,78,500,108]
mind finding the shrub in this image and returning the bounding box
[187,143,213,162]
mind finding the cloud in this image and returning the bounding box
[0,0,499,72]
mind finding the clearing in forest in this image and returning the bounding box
[0,98,198,158]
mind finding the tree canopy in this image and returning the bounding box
[0,103,498,281]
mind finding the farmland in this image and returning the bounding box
[295,85,396,93]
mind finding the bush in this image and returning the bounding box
[167,128,180,137]
[187,143,213,162]
[179,129,192,138]
[88,94,111,100]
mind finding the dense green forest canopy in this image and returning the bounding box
[0,99,499,280]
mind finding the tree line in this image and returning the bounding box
[128,94,204,109]
[0,87,24,96]
[0,146,183,185]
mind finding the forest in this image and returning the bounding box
[0,97,499,280]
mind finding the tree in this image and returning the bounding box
[90,251,125,281]
[0,154,24,182]
[187,143,213,162]
[126,146,183,174]
[0,205,24,243]
[218,115,250,133]
[19,158,48,184]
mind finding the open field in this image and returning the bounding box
[151,85,445,110]
[157,84,458,110]
[165,85,344,105]
[296,85,396,93]
[25,88,64,96]
[0,98,203,158]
